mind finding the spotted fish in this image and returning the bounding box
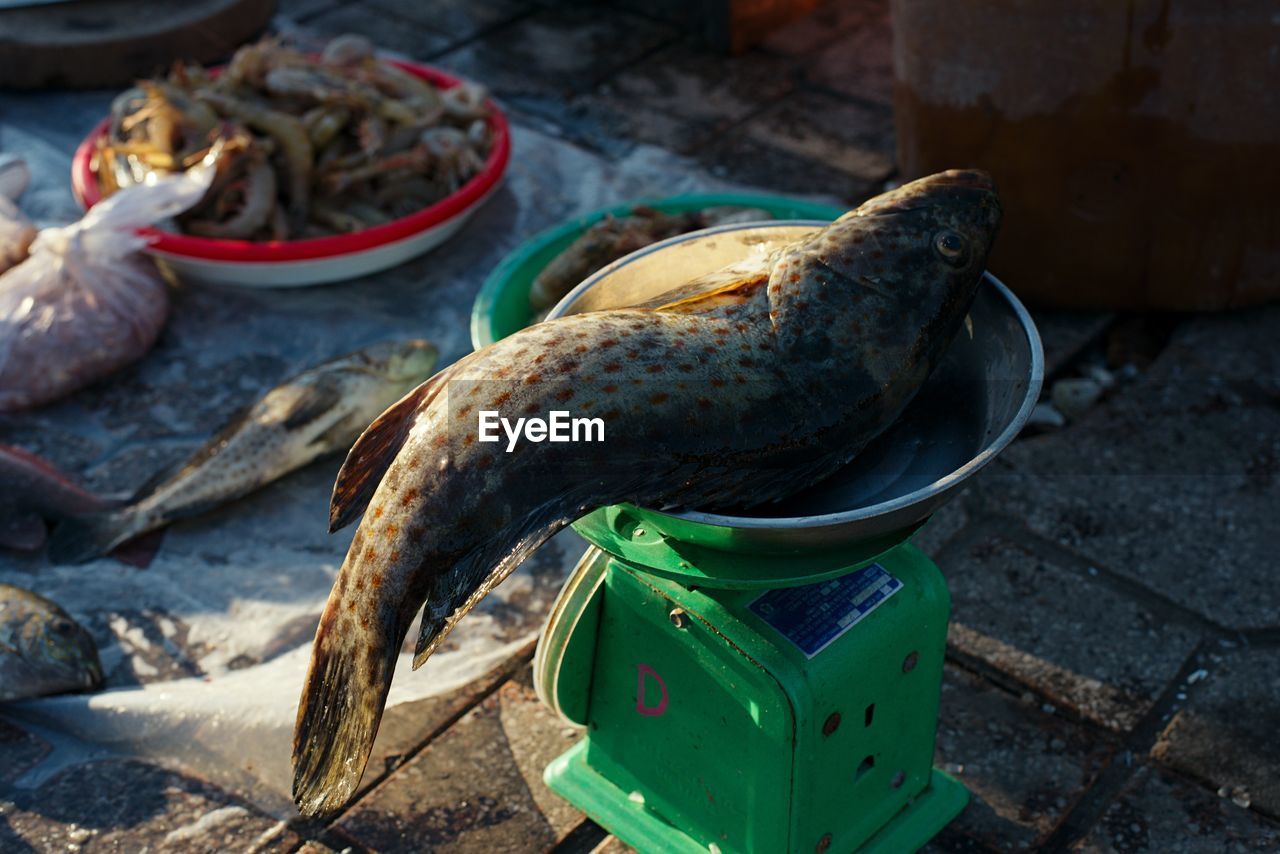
[48,340,438,564]
[292,170,1002,816]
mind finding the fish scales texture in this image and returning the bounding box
[293,170,1002,816]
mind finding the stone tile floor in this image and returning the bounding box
[2,0,1278,851]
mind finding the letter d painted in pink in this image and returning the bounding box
[635,663,668,717]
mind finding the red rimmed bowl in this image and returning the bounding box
[71,60,510,287]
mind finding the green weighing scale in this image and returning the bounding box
[525,223,1043,853]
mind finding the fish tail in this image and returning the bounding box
[291,581,405,819]
[46,509,143,565]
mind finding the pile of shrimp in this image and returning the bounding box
[94,34,493,240]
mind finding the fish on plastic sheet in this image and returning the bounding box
[0,583,103,702]
[48,340,438,564]
[291,170,1002,816]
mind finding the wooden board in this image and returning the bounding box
[0,0,275,90]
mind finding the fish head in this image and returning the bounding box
[11,596,104,695]
[770,169,1001,361]
[347,339,439,387]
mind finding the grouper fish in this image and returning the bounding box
[292,170,1002,816]
[48,339,438,564]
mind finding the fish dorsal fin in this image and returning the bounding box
[280,375,344,430]
[328,367,450,533]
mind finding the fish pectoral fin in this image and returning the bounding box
[412,519,571,669]
[281,376,345,431]
[329,368,450,533]
[0,511,47,551]
[645,271,769,313]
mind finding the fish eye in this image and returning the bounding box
[53,620,75,636]
[934,230,966,262]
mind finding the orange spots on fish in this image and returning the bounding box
[651,392,670,404]
[735,323,749,332]
[704,346,717,355]
[626,349,642,359]
[697,397,713,409]
[386,522,399,537]
[600,338,619,348]
[526,373,541,385]
[534,353,546,365]
[581,401,595,411]
[463,434,476,446]
[477,455,493,469]
[790,273,800,283]
[602,383,618,393]
[371,573,383,588]
[389,550,400,562]
[360,616,370,629]
[672,339,685,349]
[493,391,511,407]
[710,378,726,388]
[373,505,384,519]
[632,378,644,385]
[739,357,754,367]
[559,360,578,372]
[457,404,473,418]
[735,374,748,384]
[432,434,448,449]
[556,388,574,402]
[604,362,621,373]
[364,547,377,561]
[678,363,694,372]
[494,366,511,379]
[740,343,751,351]
[524,402,540,415]
[602,409,621,421]
[645,364,662,374]
[400,487,419,506]
[355,577,365,592]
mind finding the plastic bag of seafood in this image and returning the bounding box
[0,164,213,412]
[0,157,36,276]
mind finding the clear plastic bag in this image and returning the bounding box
[0,157,36,275]
[0,164,213,412]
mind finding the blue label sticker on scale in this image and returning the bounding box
[748,564,903,658]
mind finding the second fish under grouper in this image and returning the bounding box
[49,340,438,564]
[291,170,1002,817]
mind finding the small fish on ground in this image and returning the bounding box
[0,583,103,702]
[48,339,438,565]
[291,170,1001,817]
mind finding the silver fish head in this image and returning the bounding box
[345,339,439,387]
[1,585,103,697]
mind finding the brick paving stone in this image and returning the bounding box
[307,4,455,60]
[1151,646,1280,818]
[1074,764,1280,853]
[335,667,582,852]
[934,666,1116,851]
[698,89,893,201]
[0,759,296,852]
[1031,311,1114,377]
[0,719,49,789]
[433,7,677,103]
[277,0,349,23]
[356,644,534,802]
[575,43,800,154]
[942,533,1201,731]
[971,311,1280,629]
[367,0,530,41]
[800,0,894,106]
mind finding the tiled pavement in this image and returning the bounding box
[2,0,1278,851]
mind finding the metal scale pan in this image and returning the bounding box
[548,221,1045,554]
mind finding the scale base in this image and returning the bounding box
[546,740,968,854]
